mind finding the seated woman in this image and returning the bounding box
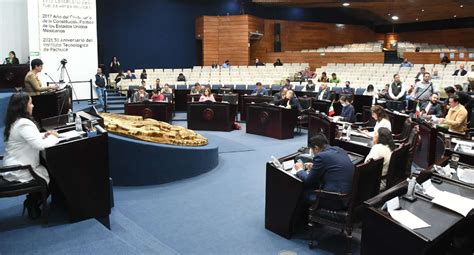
[365,127,395,177]
[363,105,392,136]
[177,73,186,82]
[363,84,378,104]
[280,90,302,111]
[337,95,355,123]
[2,93,59,219]
[150,89,165,102]
[199,87,216,102]
[140,69,147,80]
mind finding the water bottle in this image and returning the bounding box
[406,177,416,199]
[346,124,352,140]
[68,109,74,123]
[75,115,82,131]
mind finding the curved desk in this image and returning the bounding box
[108,133,219,186]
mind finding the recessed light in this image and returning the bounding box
[421,9,424,12]
[388,13,391,16]
[416,18,419,21]
[460,5,463,8]
[336,24,345,27]
[392,16,399,20]
[454,15,457,18]
[342,3,350,7]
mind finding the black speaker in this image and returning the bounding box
[274,42,281,52]
[274,23,281,34]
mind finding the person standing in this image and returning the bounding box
[110,56,120,73]
[95,67,107,107]
[24,59,58,96]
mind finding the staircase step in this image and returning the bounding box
[106,106,125,111]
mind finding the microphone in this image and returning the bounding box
[44,73,60,89]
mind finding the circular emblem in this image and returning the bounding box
[259,111,270,125]
[5,72,14,81]
[142,108,153,119]
[202,108,214,121]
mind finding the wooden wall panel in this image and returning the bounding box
[397,28,474,49]
[202,16,219,65]
[404,52,474,64]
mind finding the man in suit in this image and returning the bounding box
[294,134,354,210]
[125,69,136,80]
[94,67,107,107]
[273,87,288,105]
[421,93,443,118]
[318,83,331,100]
[453,64,467,76]
[251,82,268,96]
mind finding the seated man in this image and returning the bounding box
[161,83,173,94]
[329,73,340,84]
[453,64,467,76]
[317,83,331,100]
[154,78,161,90]
[255,58,265,66]
[342,81,354,94]
[294,134,355,210]
[302,67,316,80]
[273,87,288,105]
[304,80,316,92]
[421,93,443,118]
[190,82,202,95]
[131,86,149,103]
[125,69,136,80]
[251,82,269,96]
[439,95,468,133]
[400,58,413,67]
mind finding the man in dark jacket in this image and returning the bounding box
[294,134,354,210]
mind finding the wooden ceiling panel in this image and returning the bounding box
[252,0,474,24]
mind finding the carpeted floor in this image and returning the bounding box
[0,101,360,255]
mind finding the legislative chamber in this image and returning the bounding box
[1,0,474,254]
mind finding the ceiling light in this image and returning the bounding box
[421,9,424,12]
[460,5,463,8]
[392,16,399,20]
[388,13,391,16]
[336,24,345,27]
[453,15,457,18]
[416,18,419,21]
[342,3,350,7]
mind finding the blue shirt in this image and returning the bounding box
[251,87,268,96]
[400,62,413,67]
[222,63,230,68]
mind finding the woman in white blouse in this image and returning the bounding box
[365,127,395,177]
[363,105,392,137]
[199,87,216,102]
[2,93,59,218]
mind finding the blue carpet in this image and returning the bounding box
[0,99,360,254]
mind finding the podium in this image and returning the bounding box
[240,95,274,121]
[246,104,297,139]
[124,101,173,123]
[41,108,111,227]
[187,102,237,131]
[31,88,71,125]
[307,113,338,145]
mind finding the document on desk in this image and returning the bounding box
[431,191,474,217]
[389,210,431,230]
[422,180,443,198]
[58,130,83,142]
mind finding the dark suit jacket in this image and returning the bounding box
[318,89,331,100]
[421,101,443,117]
[125,74,136,79]
[297,146,354,210]
[281,96,302,112]
[453,69,467,76]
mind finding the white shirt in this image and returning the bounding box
[365,144,392,176]
[1,118,59,183]
[370,118,392,137]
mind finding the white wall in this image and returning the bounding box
[0,0,29,64]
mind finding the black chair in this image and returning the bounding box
[383,143,410,191]
[405,125,420,176]
[0,163,49,224]
[295,97,313,134]
[307,158,384,253]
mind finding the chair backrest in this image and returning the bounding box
[385,143,410,189]
[405,125,420,176]
[298,97,312,110]
[348,157,384,223]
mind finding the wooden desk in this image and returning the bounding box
[240,95,274,121]
[414,119,440,169]
[31,88,71,125]
[333,134,372,157]
[386,110,409,135]
[246,104,297,139]
[41,111,111,227]
[362,180,474,255]
[0,64,29,90]
[186,94,223,103]
[265,152,365,239]
[124,101,173,123]
[187,102,237,131]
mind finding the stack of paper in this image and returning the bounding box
[58,130,83,142]
[422,180,474,217]
[385,197,430,230]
